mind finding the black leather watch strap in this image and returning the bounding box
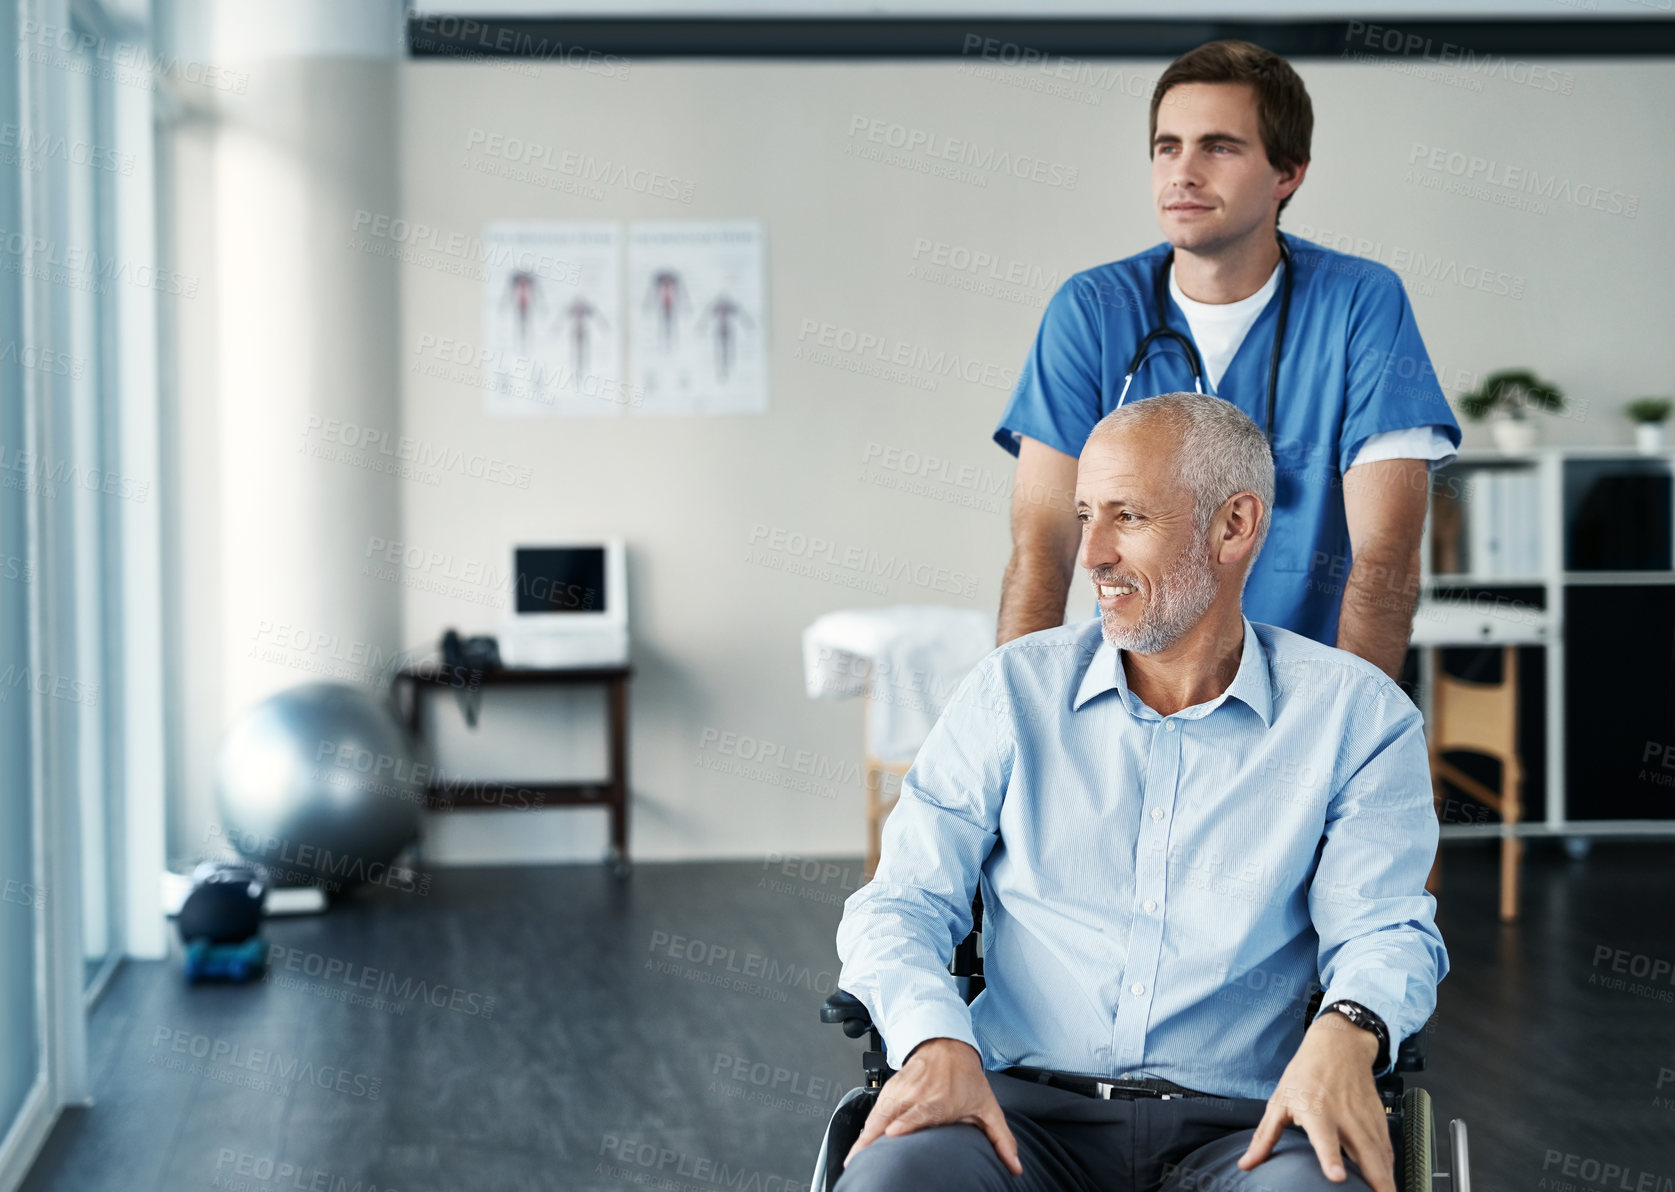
[1320,999,1391,1072]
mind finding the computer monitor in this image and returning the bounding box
[499,539,628,666]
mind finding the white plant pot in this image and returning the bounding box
[1635,422,1667,452]
[1490,417,1538,450]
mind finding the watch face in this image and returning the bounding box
[1327,1003,1376,1036]
[1325,1002,1390,1067]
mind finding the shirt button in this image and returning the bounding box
[1150,807,1164,821]
[1165,721,1176,732]
[1131,982,1145,996]
[1143,899,1157,913]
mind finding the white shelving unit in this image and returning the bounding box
[1413,443,1675,842]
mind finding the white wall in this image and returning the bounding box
[394,56,1675,864]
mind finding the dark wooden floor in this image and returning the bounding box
[19,840,1675,1192]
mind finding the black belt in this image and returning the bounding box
[1002,1065,1213,1101]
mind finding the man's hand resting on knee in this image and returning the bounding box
[843,1038,1023,1176]
[1237,1012,1396,1192]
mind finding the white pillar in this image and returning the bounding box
[166,0,406,866]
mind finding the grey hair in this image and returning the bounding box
[1087,392,1274,566]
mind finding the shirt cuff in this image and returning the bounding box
[993,421,1078,462]
[878,1000,981,1070]
[1346,425,1457,472]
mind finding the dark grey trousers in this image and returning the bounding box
[831,1070,1376,1192]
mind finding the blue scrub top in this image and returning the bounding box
[993,230,1461,647]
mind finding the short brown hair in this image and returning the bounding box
[1149,40,1313,219]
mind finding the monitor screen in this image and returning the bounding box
[514,546,607,614]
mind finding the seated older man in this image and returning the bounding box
[832,392,1447,1192]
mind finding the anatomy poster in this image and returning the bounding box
[481,222,627,417]
[628,220,768,416]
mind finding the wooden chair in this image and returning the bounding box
[1425,645,1523,922]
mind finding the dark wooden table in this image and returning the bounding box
[392,663,632,877]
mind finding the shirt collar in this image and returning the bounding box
[1072,616,1274,727]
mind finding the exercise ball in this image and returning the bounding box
[214,681,426,891]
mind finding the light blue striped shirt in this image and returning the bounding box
[835,615,1449,1101]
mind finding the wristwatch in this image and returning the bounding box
[1319,999,1391,1072]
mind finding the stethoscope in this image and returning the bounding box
[1115,237,1294,445]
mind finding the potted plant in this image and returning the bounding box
[1626,397,1672,452]
[1459,369,1565,450]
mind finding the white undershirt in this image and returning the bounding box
[1166,261,1456,471]
[1168,259,1283,394]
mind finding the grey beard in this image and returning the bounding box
[1099,534,1219,654]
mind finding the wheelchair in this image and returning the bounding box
[811,891,1471,1192]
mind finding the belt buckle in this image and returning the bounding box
[1093,1078,1167,1101]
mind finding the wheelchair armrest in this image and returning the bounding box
[821,990,875,1038]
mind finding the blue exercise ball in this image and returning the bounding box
[214,682,426,891]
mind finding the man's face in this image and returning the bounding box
[1151,81,1296,255]
[1076,426,1222,653]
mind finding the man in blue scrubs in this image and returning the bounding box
[994,40,1461,676]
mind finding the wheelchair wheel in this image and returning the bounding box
[815,1087,878,1192]
[1401,1087,1435,1192]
